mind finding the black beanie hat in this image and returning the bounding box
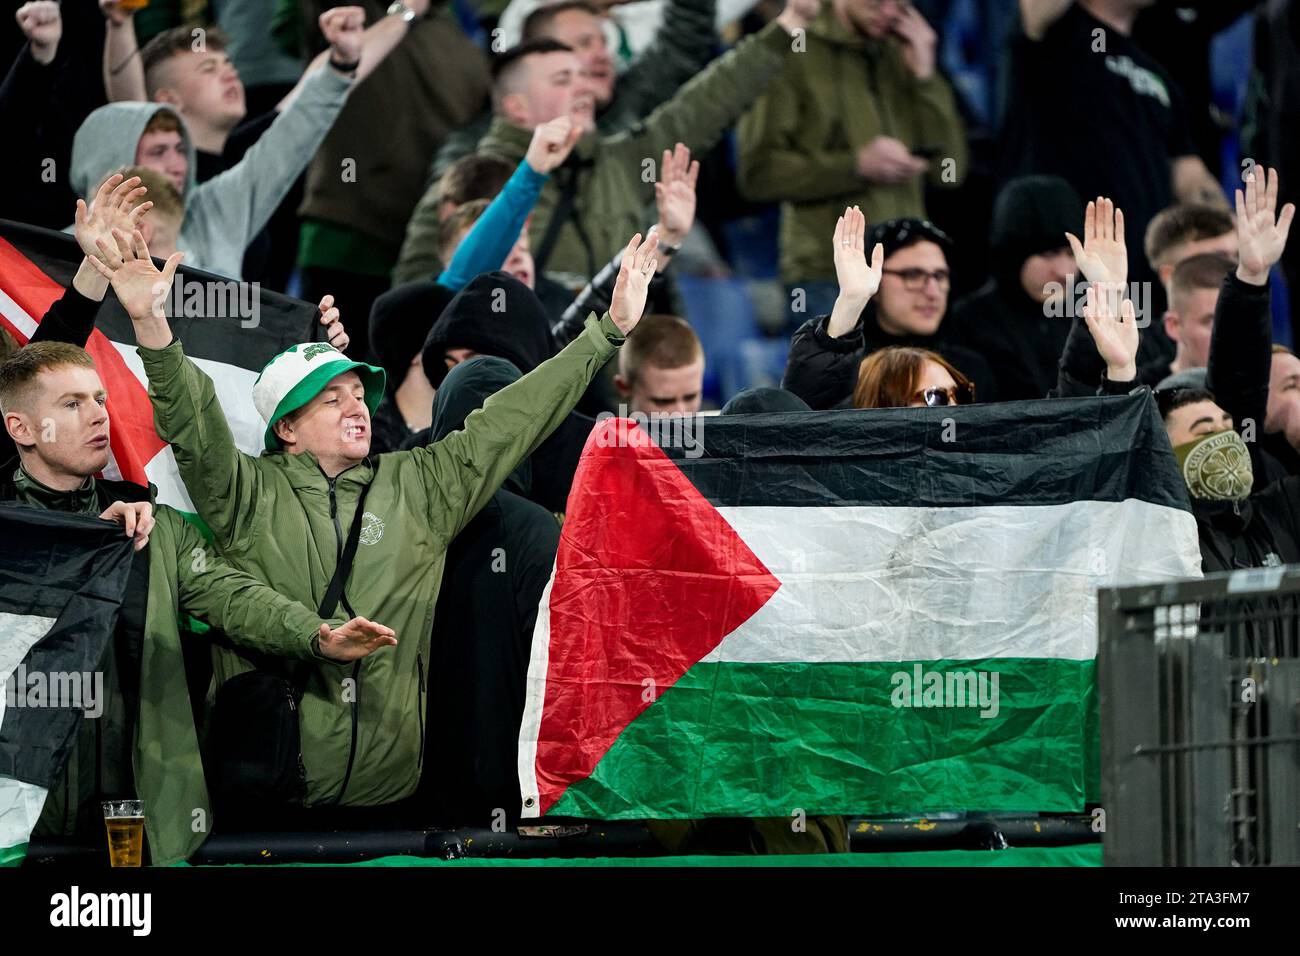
[866,218,954,261]
[369,280,456,385]
[421,271,557,388]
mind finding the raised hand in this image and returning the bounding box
[525,115,583,175]
[85,227,183,324]
[654,143,700,248]
[76,174,153,264]
[99,501,155,552]
[317,617,397,662]
[608,231,661,335]
[832,205,884,303]
[1236,166,1296,287]
[892,6,938,80]
[317,294,349,351]
[321,6,366,66]
[1082,282,1138,382]
[1066,196,1127,288]
[16,1,61,65]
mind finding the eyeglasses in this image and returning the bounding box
[883,268,951,292]
[913,383,975,407]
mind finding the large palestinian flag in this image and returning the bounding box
[519,394,1203,819]
[0,507,135,866]
[0,221,320,512]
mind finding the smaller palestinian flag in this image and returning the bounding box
[519,394,1203,820]
[0,221,320,512]
[0,507,135,866]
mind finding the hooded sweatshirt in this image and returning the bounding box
[414,356,559,822]
[420,272,593,512]
[69,67,352,279]
[948,176,1080,401]
[736,6,969,284]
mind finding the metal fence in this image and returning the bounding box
[1099,565,1300,866]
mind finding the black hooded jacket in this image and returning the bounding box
[948,176,1080,401]
[418,272,593,511]
[421,272,559,388]
[782,305,997,410]
[411,356,560,823]
[1191,270,1300,571]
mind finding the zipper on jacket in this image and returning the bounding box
[416,654,426,771]
[334,661,361,806]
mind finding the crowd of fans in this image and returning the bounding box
[3,0,1300,859]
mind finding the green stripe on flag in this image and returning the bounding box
[1,842,27,867]
[549,659,1098,819]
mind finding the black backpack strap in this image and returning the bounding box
[533,163,580,275]
[318,459,378,621]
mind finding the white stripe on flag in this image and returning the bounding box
[0,777,48,855]
[518,563,557,818]
[111,342,264,453]
[110,342,265,511]
[0,286,37,339]
[0,612,56,856]
[0,612,56,729]
[705,499,1202,664]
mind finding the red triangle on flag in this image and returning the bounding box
[532,418,781,814]
[0,236,166,485]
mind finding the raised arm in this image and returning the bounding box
[552,143,696,346]
[85,228,265,552]
[781,206,880,408]
[1057,196,1129,394]
[193,11,368,251]
[437,117,581,291]
[1020,0,1074,42]
[615,0,818,199]
[614,0,719,122]
[101,0,146,102]
[417,232,658,536]
[1208,167,1294,440]
[279,1,429,111]
[35,173,156,342]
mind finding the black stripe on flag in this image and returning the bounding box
[1,220,320,369]
[0,506,135,789]
[656,393,1189,511]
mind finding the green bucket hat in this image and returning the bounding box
[252,342,386,451]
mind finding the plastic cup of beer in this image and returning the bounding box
[102,800,145,867]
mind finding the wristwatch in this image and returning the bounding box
[387,0,419,24]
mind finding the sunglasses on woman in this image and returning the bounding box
[913,383,975,407]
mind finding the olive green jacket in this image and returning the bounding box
[11,473,344,867]
[737,8,968,283]
[395,21,795,286]
[138,313,623,809]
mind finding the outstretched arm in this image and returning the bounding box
[552,143,696,346]
[88,228,264,553]
[280,1,429,109]
[174,513,396,662]
[417,233,659,536]
[437,116,582,291]
[619,0,819,201]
